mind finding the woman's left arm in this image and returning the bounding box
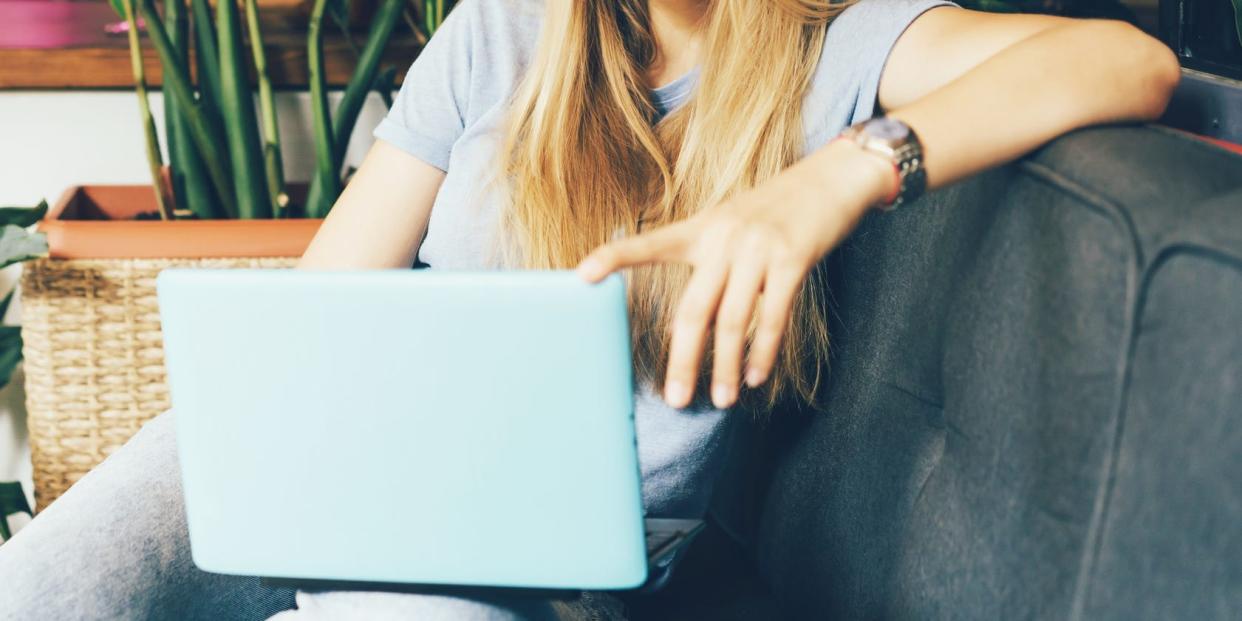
[579,8,1182,410]
[880,8,1180,189]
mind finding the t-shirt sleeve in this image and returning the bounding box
[372,2,477,171]
[822,0,958,125]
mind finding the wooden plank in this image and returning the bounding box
[0,0,420,90]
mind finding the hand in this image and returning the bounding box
[577,140,894,409]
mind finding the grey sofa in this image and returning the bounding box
[630,125,1242,620]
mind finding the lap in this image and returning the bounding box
[0,411,295,620]
[0,413,628,620]
[269,590,625,621]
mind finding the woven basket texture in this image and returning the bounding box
[21,256,295,510]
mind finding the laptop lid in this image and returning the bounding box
[157,270,648,590]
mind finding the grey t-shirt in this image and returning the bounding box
[374,0,954,519]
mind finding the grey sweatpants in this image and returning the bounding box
[0,412,624,620]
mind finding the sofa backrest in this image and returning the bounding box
[733,126,1242,619]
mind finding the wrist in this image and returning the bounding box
[833,116,929,211]
[811,138,898,214]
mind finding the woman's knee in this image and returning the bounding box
[0,411,196,617]
[268,590,561,621]
[46,409,183,514]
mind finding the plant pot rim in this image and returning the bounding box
[41,184,322,260]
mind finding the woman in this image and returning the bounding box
[0,0,1177,618]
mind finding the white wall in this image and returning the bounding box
[0,90,388,206]
[0,89,388,511]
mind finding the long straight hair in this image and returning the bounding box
[501,0,854,409]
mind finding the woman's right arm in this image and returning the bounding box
[298,140,445,270]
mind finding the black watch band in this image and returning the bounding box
[839,117,927,211]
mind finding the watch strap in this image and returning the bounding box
[839,118,927,211]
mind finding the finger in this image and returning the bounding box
[710,257,766,408]
[664,259,729,408]
[744,265,804,388]
[576,224,690,282]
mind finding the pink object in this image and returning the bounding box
[103,17,146,37]
[0,1,141,49]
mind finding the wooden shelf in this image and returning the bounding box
[0,1,422,89]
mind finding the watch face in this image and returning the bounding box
[866,118,910,142]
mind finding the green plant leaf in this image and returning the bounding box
[304,0,410,215]
[139,0,238,218]
[107,0,124,17]
[0,225,48,270]
[0,214,40,407]
[0,326,20,390]
[191,0,225,131]
[123,0,174,220]
[373,65,399,109]
[217,0,272,219]
[422,0,451,35]
[330,0,404,165]
[326,0,353,33]
[0,290,14,323]
[0,480,33,541]
[246,0,288,217]
[0,201,47,228]
[307,0,341,217]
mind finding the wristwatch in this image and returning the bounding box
[838,117,927,211]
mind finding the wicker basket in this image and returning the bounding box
[21,184,320,510]
[21,257,296,509]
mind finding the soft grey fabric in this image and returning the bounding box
[728,127,1242,619]
[0,413,295,621]
[1079,186,1242,619]
[268,590,626,621]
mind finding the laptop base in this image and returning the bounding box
[258,519,705,596]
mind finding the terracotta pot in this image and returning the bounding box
[23,183,322,510]
[41,185,323,259]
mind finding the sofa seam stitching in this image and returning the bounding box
[1080,243,1242,618]
[1018,158,1146,621]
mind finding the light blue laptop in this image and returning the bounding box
[156,269,701,592]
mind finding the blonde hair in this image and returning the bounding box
[501,0,853,409]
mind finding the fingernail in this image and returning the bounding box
[712,383,737,409]
[745,368,766,388]
[665,380,691,408]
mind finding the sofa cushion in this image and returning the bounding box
[741,127,1242,618]
[1080,186,1242,619]
[622,520,781,621]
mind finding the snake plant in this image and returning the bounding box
[109,0,457,220]
[0,481,33,543]
[0,202,49,536]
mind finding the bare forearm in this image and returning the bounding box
[888,20,1180,190]
[298,141,442,270]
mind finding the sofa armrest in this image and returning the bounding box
[736,125,1242,619]
[1072,182,1242,619]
